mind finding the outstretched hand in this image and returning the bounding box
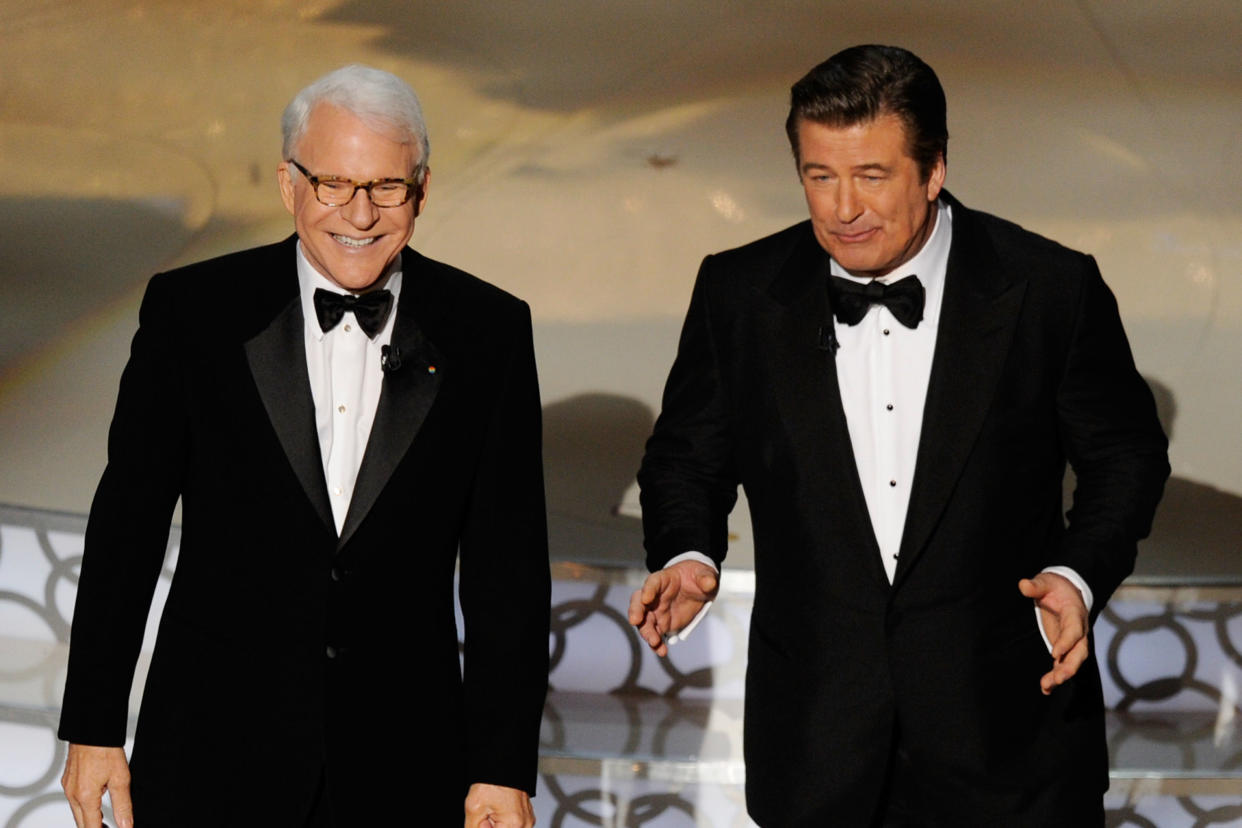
[1018,571,1090,695]
[628,560,719,657]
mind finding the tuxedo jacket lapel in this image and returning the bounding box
[766,228,888,585]
[338,251,444,550]
[893,200,1027,586]
[244,281,335,535]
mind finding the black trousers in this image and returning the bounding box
[871,741,1104,828]
[305,771,334,828]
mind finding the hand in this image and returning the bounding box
[464,783,535,827]
[1018,572,1090,695]
[62,744,133,828]
[628,560,719,657]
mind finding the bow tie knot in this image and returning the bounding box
[828,274,924,329]
[313,288,394,338]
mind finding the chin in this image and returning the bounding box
[333,271,387,291]
[830,252,882,276]
[324,253,397,290]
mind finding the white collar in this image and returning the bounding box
[295,242,404,341]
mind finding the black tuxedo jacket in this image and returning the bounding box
[59,236,550,826]
[638,193,1168,826]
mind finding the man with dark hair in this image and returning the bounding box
[58,64,549,828]
[630,44,1167,825]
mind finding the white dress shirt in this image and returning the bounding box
[833,200,951,582]
[296,243,402,534]
[665,201,1090,647]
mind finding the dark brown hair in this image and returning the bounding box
[786,45,948,181]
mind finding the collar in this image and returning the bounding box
[830,199,953,324]
[296,242,404,342]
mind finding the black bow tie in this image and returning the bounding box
[828,274,924,329]
[313,288,394,338]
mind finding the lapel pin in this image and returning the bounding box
[427,365,437,374]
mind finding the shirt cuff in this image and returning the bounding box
[661,552,717,645]
[1033,565,1092,652]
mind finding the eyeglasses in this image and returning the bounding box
[288,159,422,208]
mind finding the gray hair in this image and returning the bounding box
[282,64,430,183]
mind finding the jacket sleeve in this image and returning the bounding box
[1055,256,1169,615]
[457,300,551,795]
[637,255,740,572]
[58,273,188,746]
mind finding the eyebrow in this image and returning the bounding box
[799,163,899,180]
[801,161,892,174]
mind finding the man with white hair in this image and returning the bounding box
[58,64,549,828]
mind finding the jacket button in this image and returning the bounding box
[330,566,343,582]
[326,645,338,659]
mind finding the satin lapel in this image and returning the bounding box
[244,291,335,534]
[765,227,887,585]
[338,264,443,550]
[893,201,1027,587]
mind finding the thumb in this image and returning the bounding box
[1017,577,1044,599]
[696,571,719,594]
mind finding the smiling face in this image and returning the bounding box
[278,103,429,292]
[797,113,944,279]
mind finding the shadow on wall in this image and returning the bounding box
[543,392,653,565]
[1064,377,1242,581]
[1138,378,1242,580]
[0,197,190,376]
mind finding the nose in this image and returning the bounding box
[835,181,862,224]
[339,186,379,228]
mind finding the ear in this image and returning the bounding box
[925,153,946,202]
[277,161,296,215]
[412,167,431,218]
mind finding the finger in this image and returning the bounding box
[651,586,679,632]
[81,800,104,828]
[61,767,84,828]
[64,781,103,828]
[1053,637,1090,684]
[636,615,669,656]
[1041,637,1089,693]
[1040,667,1056,695]
[642,618,669,656]
[1048,598,1087,655]
[1049,608,1085,661]
[653,575,678,611]
[110,778,135,828]
[648,624,669,656]
[639,616,662,647]
[639,571,668,604]
[66,795,86,828]
[627,590,649,626]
